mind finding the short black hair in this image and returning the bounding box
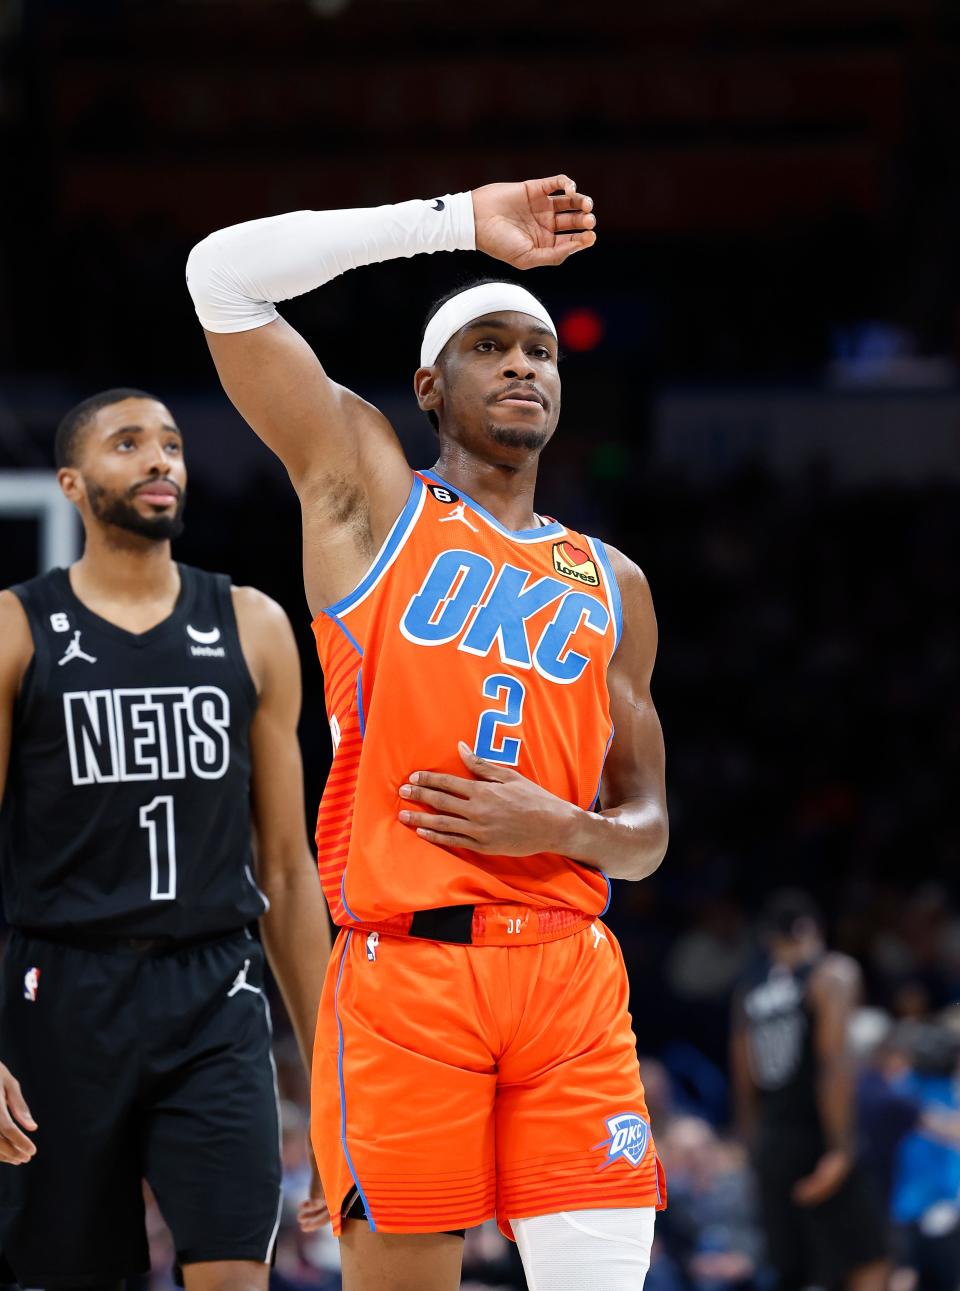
[760,889,823,939]
[420,277,550,431]
[55,387,161,468]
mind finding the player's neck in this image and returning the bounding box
[70,530,180,610]
[432,447,540,532]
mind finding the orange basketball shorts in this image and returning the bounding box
[311,912,666,1239]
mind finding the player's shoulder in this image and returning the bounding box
[228,585,299,699]
[0,588,34,679]
[592,541,648,593]
[0,587,32,631]
[0,567,58,603]
[594,542,655,632]
[229,584,297,646]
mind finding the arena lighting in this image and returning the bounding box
[558,306,605,352]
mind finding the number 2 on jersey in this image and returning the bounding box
[474,674,525,766]
[139,795,177,901]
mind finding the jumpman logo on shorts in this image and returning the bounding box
[439,503,478,533]
[57,630,97,667]
[227,958,261,997]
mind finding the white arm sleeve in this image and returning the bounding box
[185,192,475,334]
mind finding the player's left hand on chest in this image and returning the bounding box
[397,741,575,855]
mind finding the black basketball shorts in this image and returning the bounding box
[0,929,282,1288]
[757,1133,888,1289]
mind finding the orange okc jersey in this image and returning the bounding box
[311,470,622,930]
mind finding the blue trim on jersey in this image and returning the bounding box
[335,931,376,1230]
[588,536,623,651]
[339,872,360,923]
[325,476,425,618]
[590,728,615,917]
[355,670,365,739]
[322,611,363,657]
[590,728,615,812]
[599,874,613,917]
[422,469,564,541]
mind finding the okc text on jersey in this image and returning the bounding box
[399,549,610,684]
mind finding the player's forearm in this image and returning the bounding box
[564,797,668,881]
[816,1057,856,1154]
[186,194,475,334]
[259,860,332,1072]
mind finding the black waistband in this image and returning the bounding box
[13,926,250,955]
[407,905,475,945]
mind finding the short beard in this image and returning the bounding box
[87,480,186,542]
[486,423,550,452]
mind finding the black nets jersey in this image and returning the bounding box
[0,565,266,939]
[740,954,822,1137]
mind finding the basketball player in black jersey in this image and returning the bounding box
[731,891,888,1291]
[0,389,331,1291]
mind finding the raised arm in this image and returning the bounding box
[186,177,596,612]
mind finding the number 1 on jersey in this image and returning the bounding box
[475,674,526,766]
[140,795,177,901]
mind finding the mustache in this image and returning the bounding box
[486,381,548,409]
[128,477,183,498]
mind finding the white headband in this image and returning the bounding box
[420,282,556,367]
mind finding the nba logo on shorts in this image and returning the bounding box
[23,967,40,1002]
[592,1112,649,1171]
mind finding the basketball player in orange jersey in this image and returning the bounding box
[187,175,668,1291]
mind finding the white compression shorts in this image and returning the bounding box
[512,1206,656,1291]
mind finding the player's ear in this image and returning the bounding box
[414,365,442,416]
[57,467,84,506]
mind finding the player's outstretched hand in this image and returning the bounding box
[0,1061,37,1165]
[398,742,579,856]
[473,175,597,270]
[298,1156,331,1232]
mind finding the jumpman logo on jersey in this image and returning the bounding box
[57,630,97,667]
[439,503,478,533]
[227,958,261,997]
[591,923,608,950]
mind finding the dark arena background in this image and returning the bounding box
[2,1,959,1287]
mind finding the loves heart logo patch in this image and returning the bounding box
[552,540,600,587]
